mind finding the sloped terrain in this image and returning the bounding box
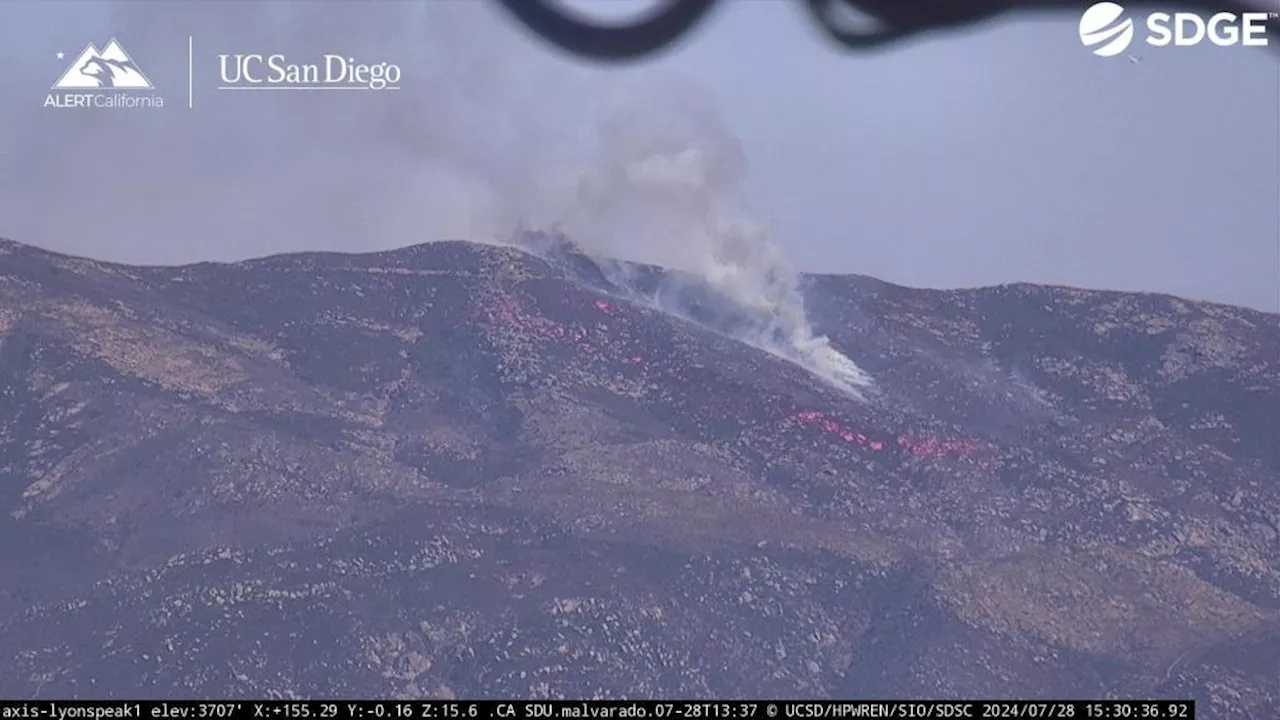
[0,236,1276,715]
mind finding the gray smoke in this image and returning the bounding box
[0,0,872,397]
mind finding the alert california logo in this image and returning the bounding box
[45,38,165,109]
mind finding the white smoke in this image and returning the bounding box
[0,1,872,397]
[548,76,874,397]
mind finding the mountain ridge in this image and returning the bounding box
[7,235,1269,315]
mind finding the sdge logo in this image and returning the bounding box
[1079,2,1272,57]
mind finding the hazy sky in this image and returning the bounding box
[0,1,1276,312]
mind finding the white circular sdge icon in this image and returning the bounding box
[1079,2,1135,56]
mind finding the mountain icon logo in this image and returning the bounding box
[52,39,155,89]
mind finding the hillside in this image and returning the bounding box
[0,236,1276,714]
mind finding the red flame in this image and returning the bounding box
[789,409,986,461]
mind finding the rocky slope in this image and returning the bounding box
[0,236,1276,714]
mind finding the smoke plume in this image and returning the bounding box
[545,75,873,396]
[0,0,871,397]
